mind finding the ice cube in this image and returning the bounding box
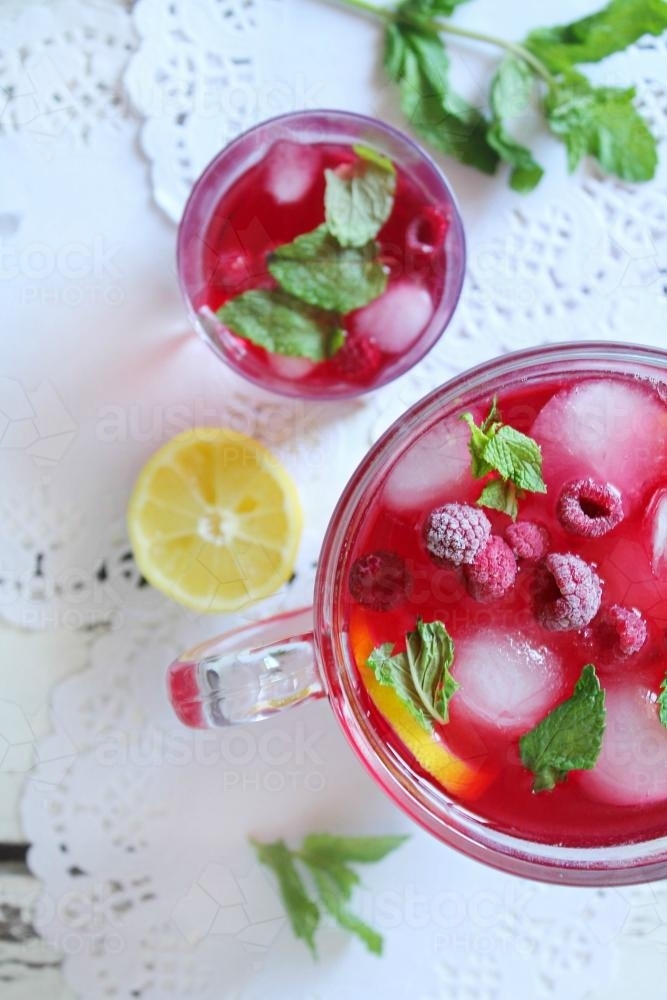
[531,379,667,513]
[451,630,566,735]
[263,141,322,205]
[647,488,667,577]
[382,414,472,512]
[577,683,667,805]
[350,281,433,355]
[268,354,316,380]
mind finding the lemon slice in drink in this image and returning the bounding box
[128,428,302,613]
[349,609,493,801]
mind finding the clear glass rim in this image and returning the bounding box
[176,108,467,400]
[316,341,667,885]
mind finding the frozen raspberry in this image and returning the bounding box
[557,478,624,537]
[597,605,647,657]
[348,550,409,612]
[464,536,517,602]
[332,333,382,382]
[424,503,491,567]
[505,521,550,562]
[534,553,602,631]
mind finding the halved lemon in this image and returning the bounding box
[128,428,302,613]
[350,609,493,801]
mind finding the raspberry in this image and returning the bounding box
[348,550,409,611]
[505,521,550,562]
[424,503,491,567]
[332,333,382,382]
[597,605,647,657]
[557,478,624,538]
[406,206,449,261]
[464,536,517,602]
[534,553,602,631]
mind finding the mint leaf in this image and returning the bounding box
[368,642,433,732]
[525,0,667,72]
[482,425,547,494]
[252,833,407,957]
[399,0,472,15]
[324,157,396,248]
[477,479,519,520]
[488,57,544,193]
[544,71,658,182]
[268,224,387,312]
[519,664,606,792]
[461,398,546,513]
[353,144,396,174]
[251,838,320,955]
[384,23,499,174]
[368,619,458,732]
[658,675,667,728]
[310,868,383,955]
[301,834,409,864]
[218,288,341,361]
[460,411,496,478]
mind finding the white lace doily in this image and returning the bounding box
[2,0,666,996]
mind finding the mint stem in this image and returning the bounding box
[331,0,555,84]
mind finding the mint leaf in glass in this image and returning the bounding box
[324,154,396,248]
[477,479,519,520]
[525,0,667,72]
[658,675,667,728]
[544,71,658,182]
[368,619,458,733]
[268,224,387,313]
[217,288,342,361]
[461,397,546,518]
[251,833,408,957]
[519,664,606,792]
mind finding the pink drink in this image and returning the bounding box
[177,112,465,399]
[344,371,667,848]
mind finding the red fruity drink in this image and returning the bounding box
[177,112,465,399]
[344,370,667,848]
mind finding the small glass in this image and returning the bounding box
[177,110,466,399]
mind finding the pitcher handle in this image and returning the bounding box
[167,607,324,728]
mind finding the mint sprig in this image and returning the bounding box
[251,833,408,956]
[335,0,665,189]
[268,225,387,312]
[461,396,546,519]
[368,618,459,733]
[519,664,606,792]
[219,147,396,360]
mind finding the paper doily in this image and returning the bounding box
[4,0,667,996]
